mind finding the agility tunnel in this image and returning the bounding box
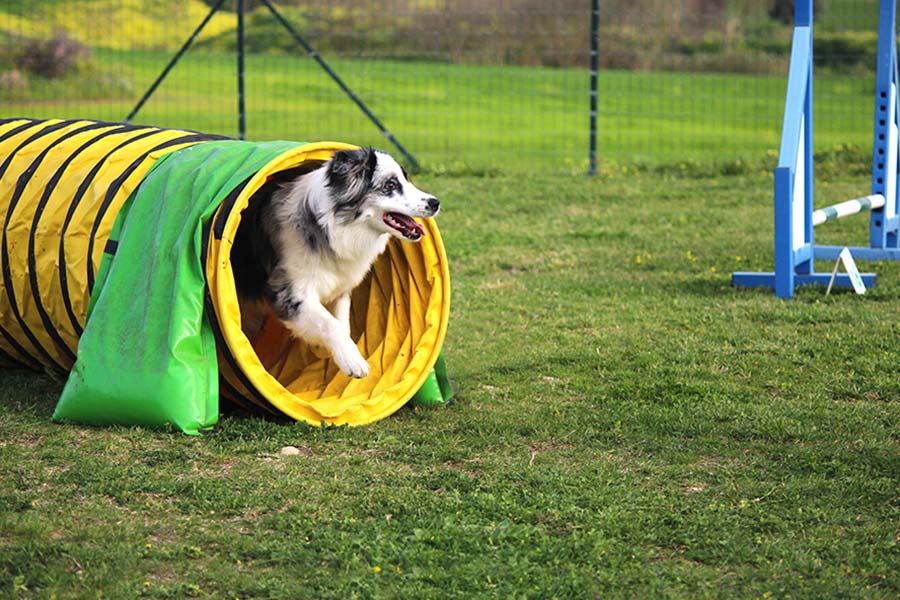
[0,117,451,433]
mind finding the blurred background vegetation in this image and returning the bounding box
[0,0,890,171]
[2,0,884,72]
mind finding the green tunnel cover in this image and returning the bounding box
[53,139,451,434]
[54,140,300,434]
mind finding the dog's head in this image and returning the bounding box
[325,147,439,242]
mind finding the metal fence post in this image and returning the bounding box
[237,0,246,140]
[589,0,599,176]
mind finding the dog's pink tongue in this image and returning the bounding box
[407,217,426,238]
[386,212,427,238]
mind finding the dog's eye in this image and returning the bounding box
[383,178,399,193]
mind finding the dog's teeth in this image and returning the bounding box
[383,212,426,240]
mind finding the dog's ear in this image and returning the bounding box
[327,147,376,186]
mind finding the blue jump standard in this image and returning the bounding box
[732,271,877,291]
[732,0,900,298]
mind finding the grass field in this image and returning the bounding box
[3,9,900,597]
[1,47,880,173]
[2,165,900,597]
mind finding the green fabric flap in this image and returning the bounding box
[412,353,453,406]
[54,140,299,434]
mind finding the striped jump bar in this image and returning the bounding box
[812,194,886,226]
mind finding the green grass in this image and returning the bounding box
[2,0,888,174]
[3,6,900,596]
[0,0,235,50]
[0,47,880,173]
[3,168,900,598]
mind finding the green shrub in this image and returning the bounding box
[813,31,879,71]
[19,30,88,78]
[0,29,131,100]
[1,30,89,78]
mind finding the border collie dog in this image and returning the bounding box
[232,147,440,378]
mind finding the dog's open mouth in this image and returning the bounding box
[383,212,426,241]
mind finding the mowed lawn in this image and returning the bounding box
[3,40,900,597]
[2,48,879,172]
[2,164,900,597]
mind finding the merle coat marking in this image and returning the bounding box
[232,148,439,378]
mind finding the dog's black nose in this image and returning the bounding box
[426,197,440,213]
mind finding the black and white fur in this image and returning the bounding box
[232,147,439,379]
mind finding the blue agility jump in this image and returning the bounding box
[732,0,900,298]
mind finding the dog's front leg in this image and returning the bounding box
[328,292,352,338]
[284,299,369,379]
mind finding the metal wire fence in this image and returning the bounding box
[0,0,889,173]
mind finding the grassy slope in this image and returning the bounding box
[0,0,234,50]
[2,170,900,598]
[0,0,884,171]
[0,48,878,172]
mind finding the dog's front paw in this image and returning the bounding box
[333,343,370,378]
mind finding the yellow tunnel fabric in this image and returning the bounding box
[205,143,451,426]
[0,117,219,371]
[0,118,451,427]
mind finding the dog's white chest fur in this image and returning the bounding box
[276,224,389,305]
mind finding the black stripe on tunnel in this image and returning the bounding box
[25,122,130,365]
[0,119,51,145]
[57,126,166,337]
[85,133,227,293]
[212,164,315,240]
[201,177,281,415]
[0,346,33,369]
[1,120,92,370]
[0,120,65,369]
[31,123,138,357]
[0,328,41,370]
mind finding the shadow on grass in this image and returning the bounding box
[731,280,899,304]
[0,368,64,418]
[0,367,444,435]
[703,276,883,301]
[656,276,734,298]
